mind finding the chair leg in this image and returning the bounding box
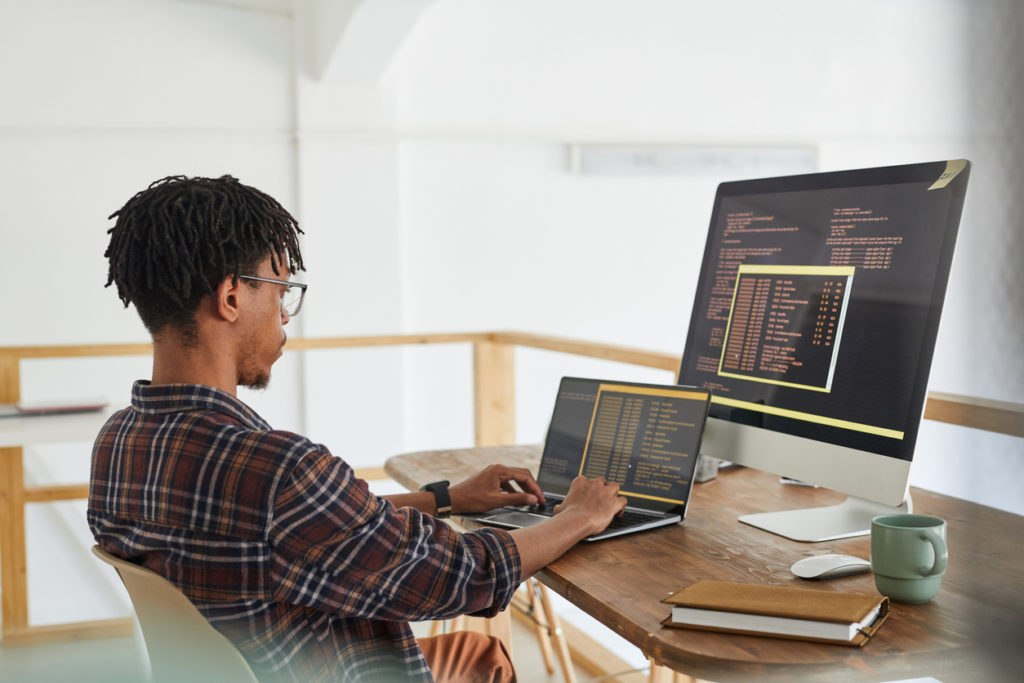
[528,579,556,674]
[649,661,697,683]
[536,581,576,683]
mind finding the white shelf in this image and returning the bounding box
[0,408,120,448]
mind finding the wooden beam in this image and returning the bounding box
[924,391,1024,439]
[0,352,29,639]
[0,343,152,360]
[490,331,680,372]
[286,332,486,352]
[473,341,516,446]
[2,618,134,647]
[20,476,388,505]
[23,484,91,504]
[0,447,28,634]
[1,334,1021,440]
[0,353,19,402]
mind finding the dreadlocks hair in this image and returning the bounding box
[104,175,305,344]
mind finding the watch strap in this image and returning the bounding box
[420,480,452,518]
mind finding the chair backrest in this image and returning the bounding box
[92,545,258,683]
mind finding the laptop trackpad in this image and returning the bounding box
[480,510,549,528]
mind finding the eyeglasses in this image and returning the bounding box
[238,275,307,317]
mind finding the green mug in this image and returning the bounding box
[870,514,948,604]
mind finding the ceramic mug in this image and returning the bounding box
[870,514,948,603]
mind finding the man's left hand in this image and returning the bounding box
[449,464,546,514]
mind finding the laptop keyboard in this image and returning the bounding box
[606,509,664,530]
[520,500,663,531]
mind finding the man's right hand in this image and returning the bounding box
[553,475,628,537]
[511,475,628,576]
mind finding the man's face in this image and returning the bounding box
[237,257,291,390]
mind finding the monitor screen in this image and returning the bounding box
[678,160,970,466]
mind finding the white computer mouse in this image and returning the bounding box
[790,553,871,580]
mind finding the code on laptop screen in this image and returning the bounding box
[539,378,711,512]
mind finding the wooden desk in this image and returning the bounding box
[386,445,1024,682]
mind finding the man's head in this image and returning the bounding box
[104,175,305,346]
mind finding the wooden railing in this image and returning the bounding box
[0,331,1021,646]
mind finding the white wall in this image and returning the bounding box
[398,0,970,141]
[293,135,408,466]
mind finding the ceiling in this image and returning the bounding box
[174,0,444,85]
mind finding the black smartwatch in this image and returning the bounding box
[420,480,452,518]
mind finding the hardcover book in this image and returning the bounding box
[661,580,889,646]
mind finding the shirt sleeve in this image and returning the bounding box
[266,447,522,622]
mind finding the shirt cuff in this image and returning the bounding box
[465,527,522,618]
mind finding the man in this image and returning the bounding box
[89,175,626,682]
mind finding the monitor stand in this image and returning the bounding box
[738,494,912,543]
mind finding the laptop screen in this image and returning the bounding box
[538,377,712,514]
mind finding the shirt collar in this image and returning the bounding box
[130,380,272,431]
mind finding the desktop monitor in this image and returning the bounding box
[677,159,970,542]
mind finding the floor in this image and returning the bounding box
[0,631,146,683]
[0,614,641,683]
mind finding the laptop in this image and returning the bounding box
[471,377,712,541]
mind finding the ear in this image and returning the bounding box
[213,275,244,323]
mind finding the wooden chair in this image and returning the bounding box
[91,546,258,683]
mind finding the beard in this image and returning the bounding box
[240,369,271,391]
[237,343,273,391]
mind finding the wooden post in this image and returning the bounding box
[473,341,516,446]
[0,448,28,637]
[0,352,29,638]
[470,340,517,655]
[0,353,19,402]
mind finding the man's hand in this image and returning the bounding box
[553,476,627,537]
[448,464,546,514]
[509,475,628,577]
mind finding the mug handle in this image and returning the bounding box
[919,529,948,576]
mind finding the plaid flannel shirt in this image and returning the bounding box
[88,381,521,682]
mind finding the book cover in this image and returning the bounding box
[661,580,889,647]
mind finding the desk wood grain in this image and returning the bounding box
[385,445,1024,682]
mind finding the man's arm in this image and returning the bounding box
[383,464,544,515]
[387,469,626,578]
[511,476,625,577]
[270,450,523,624]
